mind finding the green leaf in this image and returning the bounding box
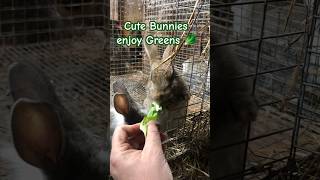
[140,102,162,136]
[185,33,197,45]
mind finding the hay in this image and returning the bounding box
[164,111,210,179]
[261,151,320,179]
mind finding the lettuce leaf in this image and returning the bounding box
[140,102,162,136]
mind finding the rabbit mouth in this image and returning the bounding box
[154,92,183,108]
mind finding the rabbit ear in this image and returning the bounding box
[113,94,144,125]
[8,62,60,105]
[113,94,129,116]
[162,45,175,60]
[11,99,63,170]
[144,43,161,61]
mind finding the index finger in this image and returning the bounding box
[112,123,141,148]
[143,122,163,152]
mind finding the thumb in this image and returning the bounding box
[143,122,162,152]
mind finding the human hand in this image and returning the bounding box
[110,122,173,180]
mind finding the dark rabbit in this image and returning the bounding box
[112,81,145,125]
[143,44,190,132]
[5,62,108,180]
[210,37,258,180]
[110,80,145,138]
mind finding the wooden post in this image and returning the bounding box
[110,0,119,21]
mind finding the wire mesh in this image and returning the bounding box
[144,0,210,131]
[109,0,210,178]
[0,0,319,179]
[0,35,107,134]
[0,0,105,45]
[0,2,108,179]
[110,0,210,133]
[110,0,144,76]
[212,0,320,179]
[290,0,320,179]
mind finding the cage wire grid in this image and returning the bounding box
[211,0,320,179]
[110,0,210,132]
[112,0,320,179]
[0,0,319,179]
[110,0,144,76]
[289,0,320,179]
[143,0,210,131]
[110,0,210,178]
[0,1,109,171]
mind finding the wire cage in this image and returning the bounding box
[212,0,320,179]
[110,0,210,178]
[0,0,108,127]
[1,0,319,179]
[110,0,210,133]
[0,0,108,178]
[144,0,210,108]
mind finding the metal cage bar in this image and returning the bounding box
[211,0,320,179]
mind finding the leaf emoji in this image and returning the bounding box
[185,33,196,45]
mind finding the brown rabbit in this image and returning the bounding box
[143,44,190,132]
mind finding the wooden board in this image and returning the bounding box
[110,0,119,21]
